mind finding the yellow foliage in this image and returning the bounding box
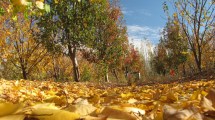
[0,79,214,119]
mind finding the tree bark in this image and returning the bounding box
[182,63,186,76]
[192,49,202,73]
[105,72,109,82]
[21,65,28,79]
[68,45,80,82]
[112,69,119,81]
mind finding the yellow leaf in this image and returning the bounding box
[44,96,67,106]
[154,111,163,120]
[0,103,22,116]
[128,98,137,104]
[88,94,101,104]
[163,105,203,120]
[65,102,96,116]
[121,92,133,99]
[0,115,25,120]
[32,103,59,110]
[167,92,178,102]
[122,107,145,116]
[32,108,80,120]
[190,90,201,100]
[100,107,138,120]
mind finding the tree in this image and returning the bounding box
[37,0,104,82]
[162,16,188,75]
[81,0,128,82]
[165,0,215,72]
[151,40,168,76]
[0,10,48,79]
[124,44,144,85]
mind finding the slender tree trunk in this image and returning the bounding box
[105,72,109,82]
[193,50,202,73]
[20,58,28,79]
[68,45,80,82]
[182,63,186,76]
[112,69,119,81]
[21,66,27,79]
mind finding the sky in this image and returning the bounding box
[120,0,168,47]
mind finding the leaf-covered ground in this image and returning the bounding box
[0,79,215,120]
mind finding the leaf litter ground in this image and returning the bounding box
[0,79,215,120]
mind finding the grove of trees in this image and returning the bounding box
[0,0,145,84]
[0,0,214,84]
[152,0,214,78]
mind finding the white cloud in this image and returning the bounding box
[122,7,151,17]
[138,9,152,16]
[121,8,134,15]
[127,25,162,45]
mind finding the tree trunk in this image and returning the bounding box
[193,50,202,73]
[112,69,119,81]
[21,66,27,79]
[105,72,109,82]
[68,45,80,82]
[182,63,186,76]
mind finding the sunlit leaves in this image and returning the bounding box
[0,79,215,119]
[36,1,44,9]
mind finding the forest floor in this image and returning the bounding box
[0,76,215,120]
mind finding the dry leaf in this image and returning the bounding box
[0,103,22,116]
[0,115,25,120]
[100,107,138,120]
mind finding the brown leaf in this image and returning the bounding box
[206,89,215,108]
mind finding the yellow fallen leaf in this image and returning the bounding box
[163,105,203,120]
[122,107,145,115]
[128,98,137,104]
[65,103,96,116]
[80,115,107,120]
[32,103,59,110]
[167,92,178,102]
[31,108,80,120]
[121,92,133,99]
[44,96,67,106]
[154,111,163,120]
[190,90,201,100]
[0,103,22,116]
[100,107,138,120]
[0,115,25,120]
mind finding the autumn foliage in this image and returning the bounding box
[0,0,214,119]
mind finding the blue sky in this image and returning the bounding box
[120,0,167,46]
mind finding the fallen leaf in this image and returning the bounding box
[65,102,96,116]
[206,89,215,108]
[0,103,22,116]
[31,108,80,120]
[0,115,25,120]
[100,107,138,120]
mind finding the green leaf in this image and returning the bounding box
[0,7,5,16]
[45,4,51,13]
[12,16,17,21]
